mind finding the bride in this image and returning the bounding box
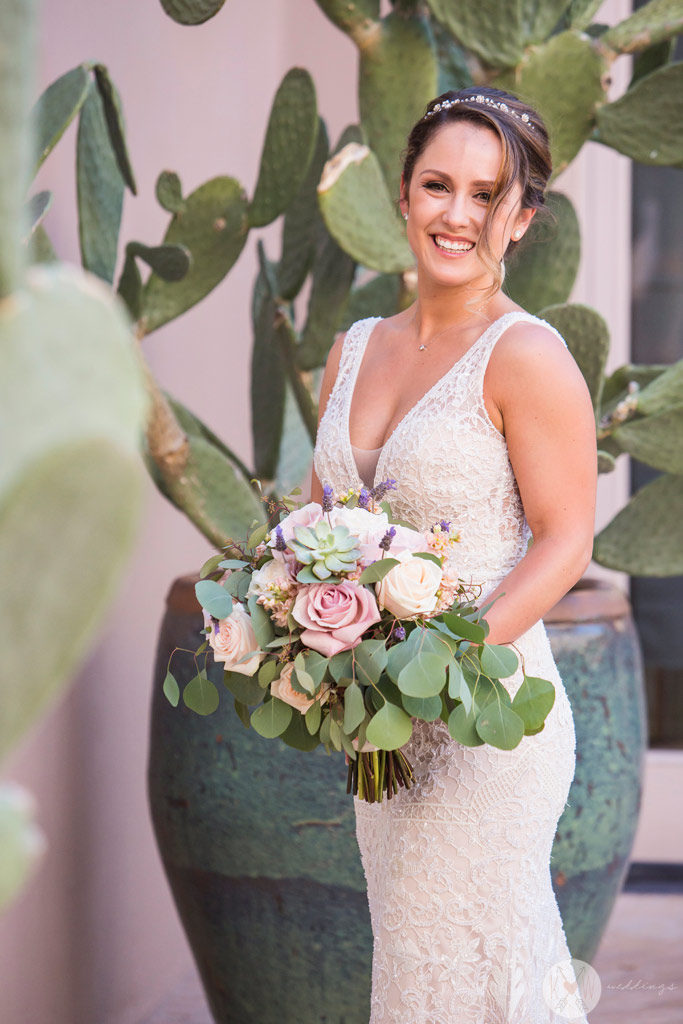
[310,87,597,1023]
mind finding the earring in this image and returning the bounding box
[513,230,521,240]
[403,211,408,221]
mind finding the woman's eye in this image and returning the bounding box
[475,191,491,202]
[424,180,447,192]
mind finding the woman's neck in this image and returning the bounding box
[408,273,506,344]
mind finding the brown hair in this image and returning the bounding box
[401,87,552,303]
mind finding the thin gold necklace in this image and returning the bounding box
[413,311,488,352]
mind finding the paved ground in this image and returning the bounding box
[140,891,683,1023]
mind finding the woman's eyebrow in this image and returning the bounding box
[418,169,496,187]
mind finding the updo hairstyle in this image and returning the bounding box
[402,87,552,300]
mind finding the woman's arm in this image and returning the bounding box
[308,331,346,504]
[479,322,597,645]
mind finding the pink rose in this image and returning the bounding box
[291,580,381,657]
[204,602,264,676]
[270,661,330,714]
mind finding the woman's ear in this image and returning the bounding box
[399,172,408,219]
[514,206,536,240]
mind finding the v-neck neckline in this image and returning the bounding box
[345,312,522,489]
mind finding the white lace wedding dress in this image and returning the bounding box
[312,313,588,1024]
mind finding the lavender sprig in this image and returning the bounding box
[370,478,397,503]
[322,484,334,513]
[274,525,287,551]
[379,526,396,551]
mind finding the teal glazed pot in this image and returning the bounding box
[148,576,373,1024]
[148,575,646,1022]
[545,577,648,962]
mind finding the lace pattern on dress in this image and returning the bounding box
[313,314,587,1024]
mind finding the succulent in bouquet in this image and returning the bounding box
[164,479,556,803]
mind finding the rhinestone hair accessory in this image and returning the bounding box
[425,94,535,131]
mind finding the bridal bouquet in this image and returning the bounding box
[164,479,556,802]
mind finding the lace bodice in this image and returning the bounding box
[312,313,586,1024]
[314,312,565,591]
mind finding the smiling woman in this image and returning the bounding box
[310,86,597,1024]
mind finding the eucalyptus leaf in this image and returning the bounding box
[401,692,442,721]
[397,652,446,698]
[353,638,388,686]
[194,579,233,620]
[257,658,279,688]
[183,672,219,716]
[365,702,413,750]
[480,643,519,680]
[329,649,354,682]
[247,594,275,647]
[475,697,525,750]
[447,703,484,746]
[199,552,225,579]
[358,557,400,584]
[234,698,251,729]
[511,675,557,732]
[223,671,264,706]
[250,697,292,738]
[305,700,322,735]
[162,670,180,707]
[343,681,366,733]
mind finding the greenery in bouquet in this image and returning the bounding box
[164,479,556,802]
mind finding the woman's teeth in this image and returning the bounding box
[434,236,474,253]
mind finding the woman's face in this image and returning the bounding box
[400,119,535,291]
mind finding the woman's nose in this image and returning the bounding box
[441,192,471,229]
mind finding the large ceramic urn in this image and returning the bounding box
[148,575,646,1022]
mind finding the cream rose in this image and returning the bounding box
[270,661,329,714]
[204,602,264,676]
[246,557,296,598]
[375,550,443,618]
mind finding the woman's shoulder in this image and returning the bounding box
[489,309,589,405]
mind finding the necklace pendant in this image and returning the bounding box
[419,343,426,351]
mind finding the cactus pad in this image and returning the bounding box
[159,0,226,26]
[318,143,414,273]
[493,30,606,177]
[278,118,330,301]
[248,69,318,228]
[504,192,580,313]
[29,64,90,175]
[538,303,610,414]
[595,61,683,166]
[358,11,438,197]
[0,263,148,758]
[312,0,380,42]
[594,472,683,575]
[601,0,683,55]
[76,83,124,285]
[613,408,683,475]
[141,176,249,334]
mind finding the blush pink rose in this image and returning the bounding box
[204,602,264,676]
[291,580,381,657]
[270,661,330,714]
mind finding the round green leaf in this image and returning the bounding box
[223,671,263,706]
[593,472,683,575]
[194,579,233,619]
[365,702,413,750]
[250,697,293,738]
[447,704,484,746]
[511,675,556,732]
[397,652,446,698]
[401,693,442,721]
[183,672,220,716]
[480,643,519,679]
[475,698,525,750]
